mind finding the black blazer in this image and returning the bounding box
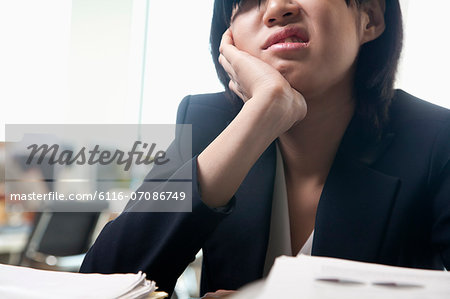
[80,90,450,295]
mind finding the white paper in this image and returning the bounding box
[238,255,450,299]
[0,263,156,299]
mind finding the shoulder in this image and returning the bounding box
[175,92,241,155]
[389,89,450,127]
[387,89,450,151]
[387,89,450,179]
[176,92,240,124]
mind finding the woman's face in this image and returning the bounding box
[230,0,366,99]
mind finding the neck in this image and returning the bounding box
[278,86,355,182]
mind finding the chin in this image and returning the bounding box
[265,58,316,95]
[279,69,310,91]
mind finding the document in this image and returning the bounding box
[232,255,450,299]
[0,263,166,299]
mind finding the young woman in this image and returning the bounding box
[80,0,450,297]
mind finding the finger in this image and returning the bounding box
[202,293,224,298]
[219,32,251,101]
[220,42,244,69]
[218,54,237,82]
[220,29,246,67]
[219,28,234,54]
[215,290,236,294]
[202,289,236,298]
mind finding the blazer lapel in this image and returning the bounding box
[312,117,400,263]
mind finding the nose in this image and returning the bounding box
[263,0,301,26]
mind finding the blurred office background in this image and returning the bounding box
[0,1,449,298]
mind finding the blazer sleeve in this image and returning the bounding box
[430,117,450,269]
[79,95,236,294]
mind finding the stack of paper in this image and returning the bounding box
[231,255,450,299]
[0,263,167,299]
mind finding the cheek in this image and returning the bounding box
[231,24,253,51]
[314,10,360,68]
[230,14,262,55]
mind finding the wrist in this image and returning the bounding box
[243,94,296,137]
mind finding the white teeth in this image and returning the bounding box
[281,37,304,43]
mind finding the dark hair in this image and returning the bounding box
[210,0,403,134]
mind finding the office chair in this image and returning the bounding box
[19,211,107,272]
